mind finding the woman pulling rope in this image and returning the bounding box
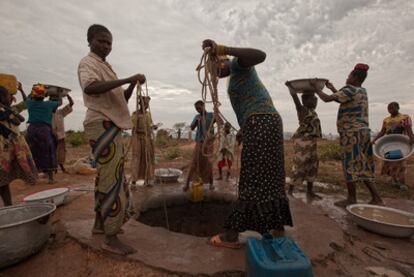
[130,84,157,187]
[200,39,293,249]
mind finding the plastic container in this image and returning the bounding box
[23,188,69,206]
[190,180,204,202]
[384,149,403,160]
[246,234,313,277]
[0,73,17,94]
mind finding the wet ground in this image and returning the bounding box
[1,142,414,276]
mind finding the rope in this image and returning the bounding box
[195,48,241,195]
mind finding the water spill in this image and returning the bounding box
[292,192,352,230]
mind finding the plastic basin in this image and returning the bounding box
[23,188,69,206]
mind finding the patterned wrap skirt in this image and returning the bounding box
[224,113,293,234]
[0,135,38,186]
[130,134,155,182]
[56,139,66,165]
[381,160,406,183]
[84,120,128,236]
[26,123,57,172]
[339,128,375,182]
[291,136,318,185]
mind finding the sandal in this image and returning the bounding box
[207,234,242,249]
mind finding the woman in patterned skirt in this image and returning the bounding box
[313,64,383,207]
[202,39,293,249]
[0,86,37,206]
[373,102,414,190]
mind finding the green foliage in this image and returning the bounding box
[318,141,342,161]
[165,147,182,160]
[66,130,87,147]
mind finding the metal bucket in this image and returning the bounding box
[0,203,56,268]
[287,78,327,92]
[373,134,414,162]
[155,168,182,183]
[43,84,71,98]
[347,204,414,238]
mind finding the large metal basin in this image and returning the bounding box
[287,78,327,92]
[0,203,56,268]
[347,204,414,238]
[373,134,414,162]
[155,168,182,183]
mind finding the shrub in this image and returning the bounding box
[66,130,87,147]
[165,147,182,160]
[319,141,342,161]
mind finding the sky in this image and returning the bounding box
[1,0,414,134]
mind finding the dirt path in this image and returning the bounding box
[1,141,414,276]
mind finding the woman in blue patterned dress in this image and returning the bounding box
[202,39,293,248]
[312,64,383,207]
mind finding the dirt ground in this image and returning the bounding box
[1,139,413,277]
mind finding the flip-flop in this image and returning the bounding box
[207,234,242,249]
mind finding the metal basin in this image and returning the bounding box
[0,203,56,268]
[155,168,182,183]
[347,204,414,238]
[373,134,414,162]
[43,84,71,98]
[23,187,69,206]
[287,78,327,92]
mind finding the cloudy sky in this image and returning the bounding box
[1,0,413,134]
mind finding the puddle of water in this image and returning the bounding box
[285,177,334,189]
[292,192,352,230]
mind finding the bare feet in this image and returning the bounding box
[92,213,104,235]
[271,228,285,237]
[216,176,223,181]
[334,199,356,208]
[368,198,384,206]
[306,191,322,200]
[287,185,294,196]
[101,235,136,255]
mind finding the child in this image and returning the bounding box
[183,100,215,191]
[0,86,37,206]
[217,122,235,181]
[25,84,59,184]
[51,95,74,173]
[286,82,322,198]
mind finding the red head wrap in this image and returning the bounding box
[354,63,369,71]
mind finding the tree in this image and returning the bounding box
[173,122,186,140]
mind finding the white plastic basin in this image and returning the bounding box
[23,188,69,206]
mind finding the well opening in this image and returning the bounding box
[137,199,233,237]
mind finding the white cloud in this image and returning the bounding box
[1,0,414,133]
